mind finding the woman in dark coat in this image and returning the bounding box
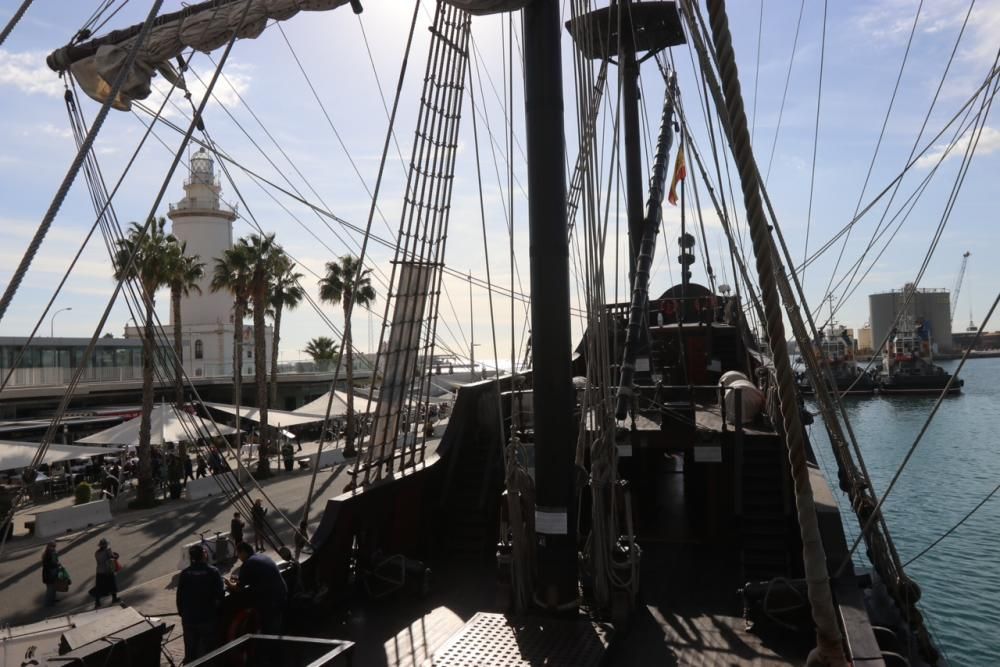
[92,538,120,607]
[41,542,60,606]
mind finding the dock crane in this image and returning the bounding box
[951,251,971,323]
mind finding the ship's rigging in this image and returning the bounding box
[0,0,998,664]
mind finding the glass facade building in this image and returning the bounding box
[0,337,152,387]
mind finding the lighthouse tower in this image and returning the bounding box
[168,148,237,326]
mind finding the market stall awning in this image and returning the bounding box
[77,404,236,446]
[294,390,373,418]
[0,441,115,471]
[201,402,327,427]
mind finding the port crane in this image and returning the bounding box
[951,251,970,324]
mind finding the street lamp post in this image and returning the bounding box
[51,307,72,338]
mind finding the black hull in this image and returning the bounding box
[798,373,876,395]
[878,374,963,395]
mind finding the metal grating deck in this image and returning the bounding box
[432,612,611,666]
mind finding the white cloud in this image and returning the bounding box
[915,126,1000,168]
[856,1,1000,68]
[35,122,72,139]
[0,49,63,96]
[145,63,252,119]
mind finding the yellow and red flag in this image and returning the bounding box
[667,144,687,206]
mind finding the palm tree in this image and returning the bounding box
[319,255,376,458]
[113,217,175,508]
[164,241,204,410]
[242,233,279,476]
[211,243,252,417]
[268,253,305,406]
[305,336,338,369]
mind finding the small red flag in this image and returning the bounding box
[667,145,687,206]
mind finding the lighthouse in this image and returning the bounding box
[168,148,237,327]
[164,149,270,378]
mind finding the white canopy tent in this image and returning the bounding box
[201,402,327,427]
[0,441,115,471]
[294,390,374,418]
[76,404,237,446]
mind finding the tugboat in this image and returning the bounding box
[799,327,876,395]
[878,319,963,394]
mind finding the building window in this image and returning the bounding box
[194,339,203,360]
[246,349,253,359]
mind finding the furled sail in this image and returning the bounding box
[48,0,353,110]
[48,0,529,111]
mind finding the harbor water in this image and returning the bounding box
[809,357,1000,665]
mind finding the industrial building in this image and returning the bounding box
[869,284,953,353]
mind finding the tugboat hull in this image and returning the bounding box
[878,374,963,394]
[799,372,876,395]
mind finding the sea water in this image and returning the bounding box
[808,357,1000,665]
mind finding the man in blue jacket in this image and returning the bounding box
[176,544,225,662]
[228,542,287,635]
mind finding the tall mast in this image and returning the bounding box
[522,0,578,608]
[620,0,644,290]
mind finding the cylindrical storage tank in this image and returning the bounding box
[724,379,764,424]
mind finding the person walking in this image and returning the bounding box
[183,454,194,485]
[176,544,225,663]
[281,441,295,472]
[92,538,119,608]
[230,512,245,548]
[250,499,267,552]
[41,542,61,606]
[196,453,208,479]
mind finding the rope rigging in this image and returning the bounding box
[0,0,165,326]
[696,1,847,661]
[763,0,805,184]
[800,0,826,291]
[338,1,471,487]
[679,4,949,656]
[814,0,924,319]
[0,0,35,47]
[820,0,979,327]
[838,61,1000,574]
[0,2,294,550]
[129,98,555,324]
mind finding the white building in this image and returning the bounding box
[127,149,271,378]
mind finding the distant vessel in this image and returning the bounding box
[878,319,963,394]
[799,327,876,395]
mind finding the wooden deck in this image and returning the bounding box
[323,541,811,666]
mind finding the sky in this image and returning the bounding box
[0,0,997,368]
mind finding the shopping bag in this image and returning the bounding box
[55,566,71,591]
[114,559,122,573]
